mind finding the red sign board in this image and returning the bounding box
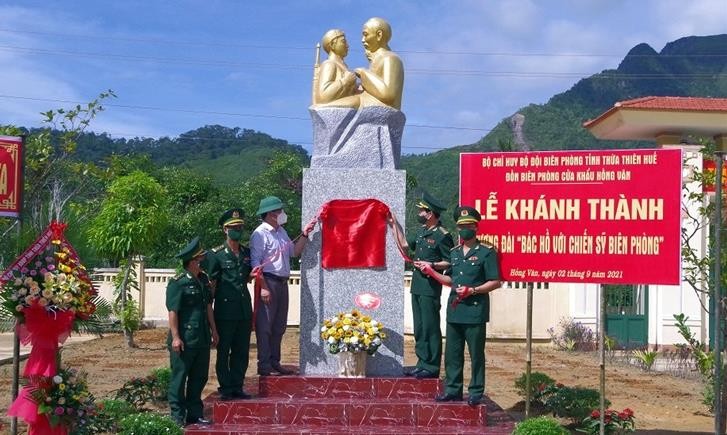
[460,149,682,285]
[0,136,23,219]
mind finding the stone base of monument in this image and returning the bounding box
[186,376,516,434]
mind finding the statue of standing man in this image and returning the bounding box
[356,17,404,110]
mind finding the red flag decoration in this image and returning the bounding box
[0,135,23,219]
[319,199,390,269]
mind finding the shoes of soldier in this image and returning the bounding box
[434,392,463,402]
[404,367,422,376]
[185,417,212,425]
[415,369,438,379]
[467,394,484,406]
[272,364,295,375]
[234,390,252,399]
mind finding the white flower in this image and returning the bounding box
[320,326,327,332]
[371,327,379,333]
[14,278,22,286]
[350,336,359,344]
[53,375,63,384]
[328,336,336,344]
[18,288,27,296]
[342,325,350,331]
[373,338,381,345]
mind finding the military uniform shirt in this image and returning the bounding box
[165,272,212,348]
[407,224,454,297]
[206,243,253,321]
[445,242,500,324]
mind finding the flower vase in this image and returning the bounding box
[337,351,367,378]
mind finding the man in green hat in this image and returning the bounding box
[166,237,218,426]
[205,208,256,400]
[418,206,501,406]
[390,191,453,379]
[250,196,316,376]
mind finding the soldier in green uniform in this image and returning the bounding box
[166,237,218,426]
[205,208,256,401]
[419,206,501,406]
[390,192,453,378]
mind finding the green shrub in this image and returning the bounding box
[542,384,610,423]
[118,412,183,435]
[150,366,172,401]
[514,371,556,403]
[513,416,569,435]
[94,399,136,433]
[116,376,156,410]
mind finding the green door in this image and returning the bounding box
[605,285,648,348]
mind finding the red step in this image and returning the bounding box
[259,376,441,399]
[185,423,514,434]
[213,397,485,426]
[187,375,515,434]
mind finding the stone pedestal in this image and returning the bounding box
[299,168,405,376]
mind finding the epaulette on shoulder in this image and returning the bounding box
[212,245,224,253]
[450,244,462,251]
[437,226,449,235]
[171,273,184,281]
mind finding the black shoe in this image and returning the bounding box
[234,390,252,399]
[415,369,438,379]
[272,364,295,375]
[435,392,463,402]
[185,417,212,425]
[404,367,422,376]
[467,394,484,406]
[258,368,275,376]
[219,393,236,401]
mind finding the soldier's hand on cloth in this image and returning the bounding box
[261,288,271,304]
[415,261,435,277]
[455,286,474,298]
[172,337,184,353]
[302,218,318,237]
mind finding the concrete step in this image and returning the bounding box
[185,423,514,434]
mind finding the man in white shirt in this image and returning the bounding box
[250,196,314,375]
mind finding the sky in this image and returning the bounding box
[0,0,726,155]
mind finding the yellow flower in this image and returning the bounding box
[59,384,66,391]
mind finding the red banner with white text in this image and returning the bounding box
[460,149,682,285]
[0,135,23,219]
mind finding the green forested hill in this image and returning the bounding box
[71,124,309,184]
[401,34,727,220]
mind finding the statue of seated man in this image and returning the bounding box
[312,29,360,108]
[355,17,404,110]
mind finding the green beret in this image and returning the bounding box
[218,208,245,227]
[416,190,446,215]
[176,237,206,262]
[454,206,481,224]
[256,196,284,216]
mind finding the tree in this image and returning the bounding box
[680,141,727,432]
[87,171,169,347]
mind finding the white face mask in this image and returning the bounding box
[276,210,288,226]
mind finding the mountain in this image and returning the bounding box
[72,125,309,185]
[401,34,727,227]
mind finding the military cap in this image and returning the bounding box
[256,196,284,216]
[322,28,345,53]
[454,206,481,225]
[416,190,446,215]
[218,208,245,227]
[176,237,206,262]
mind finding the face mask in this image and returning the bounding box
[458,228,476,240]
[276,210,288,226]
[416,215,428,224]
[227,229,243,241]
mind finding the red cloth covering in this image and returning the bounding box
[319,199,390,269]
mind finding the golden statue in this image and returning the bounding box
[355,17,404,110]
[312,29,360,108]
